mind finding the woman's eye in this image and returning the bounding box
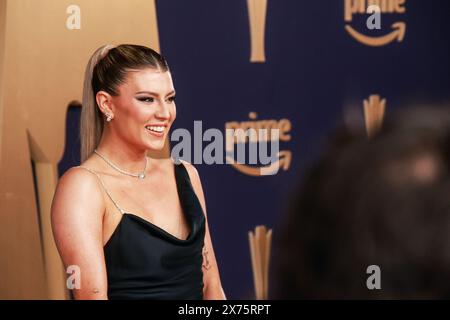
[137,97,154,103]
[167,96,176,103]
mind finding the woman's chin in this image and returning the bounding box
[145,140,166,151]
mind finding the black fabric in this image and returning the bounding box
[103,162,206,300]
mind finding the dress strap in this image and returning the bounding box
[77,166,125,215]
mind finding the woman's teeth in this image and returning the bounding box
[145,126,164,133]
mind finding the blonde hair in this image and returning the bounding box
[80,45,116,163]
[80,44,169,163]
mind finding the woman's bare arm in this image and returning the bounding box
[182,161,226,300]
[51,167,108,299]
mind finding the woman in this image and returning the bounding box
[51,44,226,300]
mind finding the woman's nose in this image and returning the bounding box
[155,101,170,119]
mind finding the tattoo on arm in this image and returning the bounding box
[202,247,211,270]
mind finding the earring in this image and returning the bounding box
[106,114,112,122]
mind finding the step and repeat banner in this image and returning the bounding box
[147,0,450,299]
[1,0,449,299]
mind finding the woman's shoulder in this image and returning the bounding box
[175,159,205,199]
[175,159,207,213]
[177,159,201,181]
[58,163,102,190]
[60,155,109,187]
[52,164,106,218]
[148,156,200,179]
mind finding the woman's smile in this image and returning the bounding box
[145,124,166,137]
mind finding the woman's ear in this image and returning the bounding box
[96,91,114,120]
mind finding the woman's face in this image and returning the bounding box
[106,68,176,152]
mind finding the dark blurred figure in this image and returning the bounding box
[274,107,450,299]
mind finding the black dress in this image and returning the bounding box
[78,161,206,300]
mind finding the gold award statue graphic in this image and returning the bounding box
[344,0,407,47]
[247,0,268,63]
[0,0,160,299]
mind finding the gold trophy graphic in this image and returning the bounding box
[247,0,268,62]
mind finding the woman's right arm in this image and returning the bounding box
[51,167,108,299]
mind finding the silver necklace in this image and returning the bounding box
[94,149,147,179]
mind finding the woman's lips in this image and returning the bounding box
[145,126,165,137]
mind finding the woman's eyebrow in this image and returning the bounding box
[135,90,176,97]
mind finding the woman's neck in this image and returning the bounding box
[95,128,147,174]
